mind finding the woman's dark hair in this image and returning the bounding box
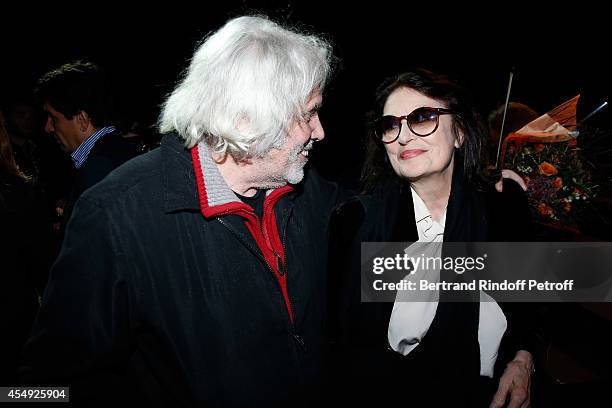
[0,111,26,180]
[361,68,491,193]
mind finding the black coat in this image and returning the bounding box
[328,158,536,407]
[60,129,139,237]
[21,133,346,407]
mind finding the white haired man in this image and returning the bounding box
[21,16,343,406]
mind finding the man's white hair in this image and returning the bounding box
[159,15,332,159]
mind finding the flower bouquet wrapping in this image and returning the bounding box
[500,95,598,232]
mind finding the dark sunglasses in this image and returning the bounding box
[374,107,455,143]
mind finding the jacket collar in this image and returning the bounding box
[190,141,251,218]
[162,133,202,213]
[161,133,294,217]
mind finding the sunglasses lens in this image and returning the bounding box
[407,108,439,136]
[376,108,447,142]
[378,116,401,142]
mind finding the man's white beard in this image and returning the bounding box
[283,140,313,184]
[250,140,312,188]
[285,163,305,185]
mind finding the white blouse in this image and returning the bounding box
[387,187,507,377]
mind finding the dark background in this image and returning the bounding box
[2,2,611,403]
[2,0,610,185]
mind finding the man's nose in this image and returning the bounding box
[310,115,324,142]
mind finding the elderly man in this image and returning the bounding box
[22,16,343,406]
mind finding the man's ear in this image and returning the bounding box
[75,111,92,132]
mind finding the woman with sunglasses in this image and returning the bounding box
[328,69,535,407]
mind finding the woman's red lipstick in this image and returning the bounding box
[400,149,426,160]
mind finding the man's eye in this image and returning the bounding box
[305,106,321,121]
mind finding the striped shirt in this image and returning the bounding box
[71,126,116,169]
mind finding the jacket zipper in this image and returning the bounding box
[216,217,293,324]
[217,204,307,400]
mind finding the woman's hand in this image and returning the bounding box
[495,169,527,192]
[490,350,533,408]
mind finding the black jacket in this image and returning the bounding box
[21,133,345,407]
[60,129,139,237]
[328,158,536,407]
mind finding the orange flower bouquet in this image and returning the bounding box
[500,95,598,231]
